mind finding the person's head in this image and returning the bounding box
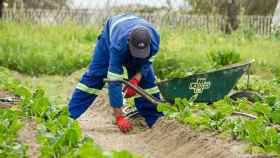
[128,26,151,59]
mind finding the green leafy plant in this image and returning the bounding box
[207,49,241,67]
[0,67,143,158]
[0,109,27,158]
[158,96,280,156]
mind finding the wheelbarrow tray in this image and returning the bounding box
[157,60,254,103]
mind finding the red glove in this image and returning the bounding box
[116,115,133,133]
[123,77,140,98]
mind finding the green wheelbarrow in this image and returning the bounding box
[104,60,258,117]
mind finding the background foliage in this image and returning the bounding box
[187,0,278,15]
[4,0,68,9]
[0,21,97,75]
[0,22,280,77]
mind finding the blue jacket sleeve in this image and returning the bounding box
[107,46,124,108]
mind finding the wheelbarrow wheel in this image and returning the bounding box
[229,91,262,103]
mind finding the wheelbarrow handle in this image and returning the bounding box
[103,78,162,105]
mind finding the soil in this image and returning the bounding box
[78,91,273,158]
[18,119,40,158]
[1,86,274,158]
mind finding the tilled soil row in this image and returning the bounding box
[78,91,270,158]
[18,119,40,158]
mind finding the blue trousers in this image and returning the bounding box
[68,38,163,127]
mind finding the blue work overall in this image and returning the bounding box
[68,13,163,127]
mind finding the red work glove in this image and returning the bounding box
[116,115,133,133]
[123,77,140,98]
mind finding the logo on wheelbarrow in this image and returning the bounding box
[189,78,211,94]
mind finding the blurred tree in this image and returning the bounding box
[22,0,69,9]
[4,0,69,9]
[187,0,278,33]
[187,0,278,15]
[0,0,3,18]
[241,0,278,15]
[225,0,239,34]
[166,0,172,12]
[187,0,240,33]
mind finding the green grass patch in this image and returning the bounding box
[0,21,97,75]
[1,21,280,79]
[156,28,280,79]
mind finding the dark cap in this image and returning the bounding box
[128,27,151,59]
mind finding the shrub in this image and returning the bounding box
[207,49,241,67]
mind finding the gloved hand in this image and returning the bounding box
[116,115,133,133]
[123,77,140,98]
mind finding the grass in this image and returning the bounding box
[1,21,280,79]
[1,21,280,157]
[1,21,279,103]
[157,28,280,79]
[0,21,98,75]
[10,69,85,105]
